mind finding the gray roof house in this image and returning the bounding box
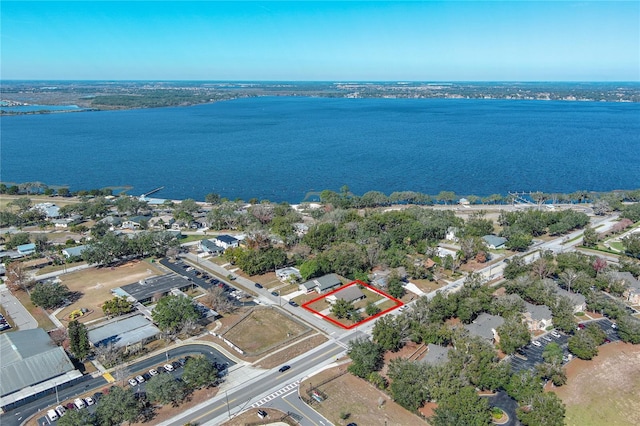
[199,239,225,255]
[464,313,504,343]
[419,344,452,365]
[33,203,60,218]
[276,267,302,282]
[523,302,553,331]
[482,235,507,250]
[556,288,587,313]
[0,328,82,411]
[88,315,160,351]
[300,273,342,293]
[611,271,640,304]
[62,245,88,259]
[326,285,365,304]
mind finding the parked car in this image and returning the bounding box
[254,283,263,289]
[611,323,618,329]
[55,405,66,417]
[128,378,139,387]
[532,340,542,347]
[171,361,181,370]
[47,409,59,421]
[271,291,279,297]
[149,368,158,376]
[74,398,86,409]
[136,375,145,383]
[84,396,95,406]
[550,330,561,338]
[542,335,552,342]
[288,300,298,307]
[92,392,103,402]
[164,363,174,372]
[278,365,291,373]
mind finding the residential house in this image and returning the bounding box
[199,239,225,255]
[148,215,175,230]
[33,203,60,218]
[523,302,553,331]
[418,344,452,365]
[464,313,504,344]
[121,215,152,230]
[611,271,640,304]
[369,267,407,288]
[299,273,342,294]
[99,215,122,229]
[482,235,507,250]
[326,285,365,305]
[293,223,309,237]
[52,214,83,228]
[275,267,302,282]
[62,245,88,259]
[212,234,240,249]
[556,288,587,313]
[16,243,36,256]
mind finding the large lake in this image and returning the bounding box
[1,97,639,202]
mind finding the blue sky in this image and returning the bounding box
[2,1,638,81]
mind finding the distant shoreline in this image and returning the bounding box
[1,81,638,115]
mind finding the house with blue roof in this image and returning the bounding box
[16,243,36,256]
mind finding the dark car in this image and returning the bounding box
[278,365,291,373]
[254,283,263,289]
[172,361,181,370]
[288,300,298,307]
[212,279,220,284]
[271,291,279,297]
[92,392,103,402]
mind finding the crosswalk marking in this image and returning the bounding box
[250,380,300,408]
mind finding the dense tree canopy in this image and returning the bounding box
[151,295,200,333]
[30,282,69,309]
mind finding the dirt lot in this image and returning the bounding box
[552,342,640,426]
[56,260,164,325]
[300,364,429,426]
[223,307,309,355]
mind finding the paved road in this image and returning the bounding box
[0,285,37,330]
[0,344,235,426]
[159,339,348,426]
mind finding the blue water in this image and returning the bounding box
[1,97,639,202]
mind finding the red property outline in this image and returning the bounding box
[301,280,403,329]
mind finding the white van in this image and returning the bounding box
[74,398,86,409]
[47,409,59,421]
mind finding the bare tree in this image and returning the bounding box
[204,286,235,314]
[558,269,586,294]
[95,342,121,368]
[5,262,34,294]
[113,364,131,386]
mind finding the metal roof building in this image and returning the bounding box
[119,273,195,304]
[1,328,81,411]
[88,315,160,350]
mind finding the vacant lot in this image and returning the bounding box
[223,307,309,355]
[56,260,163,324]
[300,365,428,426]
[553,342,640,426]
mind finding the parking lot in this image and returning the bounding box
[160,258,256,307]
[508,318,621,373]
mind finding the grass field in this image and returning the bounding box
[301,365,428,426]
[56,260,164,324]
[223,307,309,355]
[552,342,640,426]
